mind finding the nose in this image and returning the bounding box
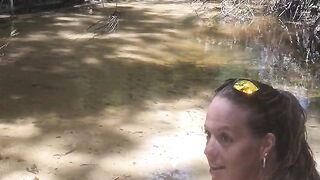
[204,137,219,161]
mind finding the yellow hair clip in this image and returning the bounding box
[233,79,259,95]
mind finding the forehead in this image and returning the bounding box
[205,96,250,131]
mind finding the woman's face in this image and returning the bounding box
[204,96,263,180]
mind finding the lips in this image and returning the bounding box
[209,166,226,175]
[210,166,225,171]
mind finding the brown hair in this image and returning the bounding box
[214,78,320,180]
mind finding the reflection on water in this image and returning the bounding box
[196,15,320,109]
[0,19,18,60]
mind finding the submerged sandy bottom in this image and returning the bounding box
[0,1,211,179]
[0,0,319,180]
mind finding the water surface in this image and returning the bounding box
[0,1,319,179]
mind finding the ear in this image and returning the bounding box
[259,133,276,158]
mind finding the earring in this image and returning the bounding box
[263,153,268,168]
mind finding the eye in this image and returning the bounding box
[218,133,233,144]
[204,130,210,141]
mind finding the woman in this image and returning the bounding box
[204,78,320,180]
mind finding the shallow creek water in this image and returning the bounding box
[0,0,319,180]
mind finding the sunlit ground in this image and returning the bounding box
[0,0,319,180]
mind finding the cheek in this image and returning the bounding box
[227,141,261,176]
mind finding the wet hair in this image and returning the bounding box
[214,78,320,180]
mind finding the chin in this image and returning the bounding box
[210,170,226,180]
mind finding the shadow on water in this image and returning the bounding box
[0,3,230,179]
[0,3,261,122]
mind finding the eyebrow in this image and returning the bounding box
[204,125,207,130]
[204,125,232,132]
